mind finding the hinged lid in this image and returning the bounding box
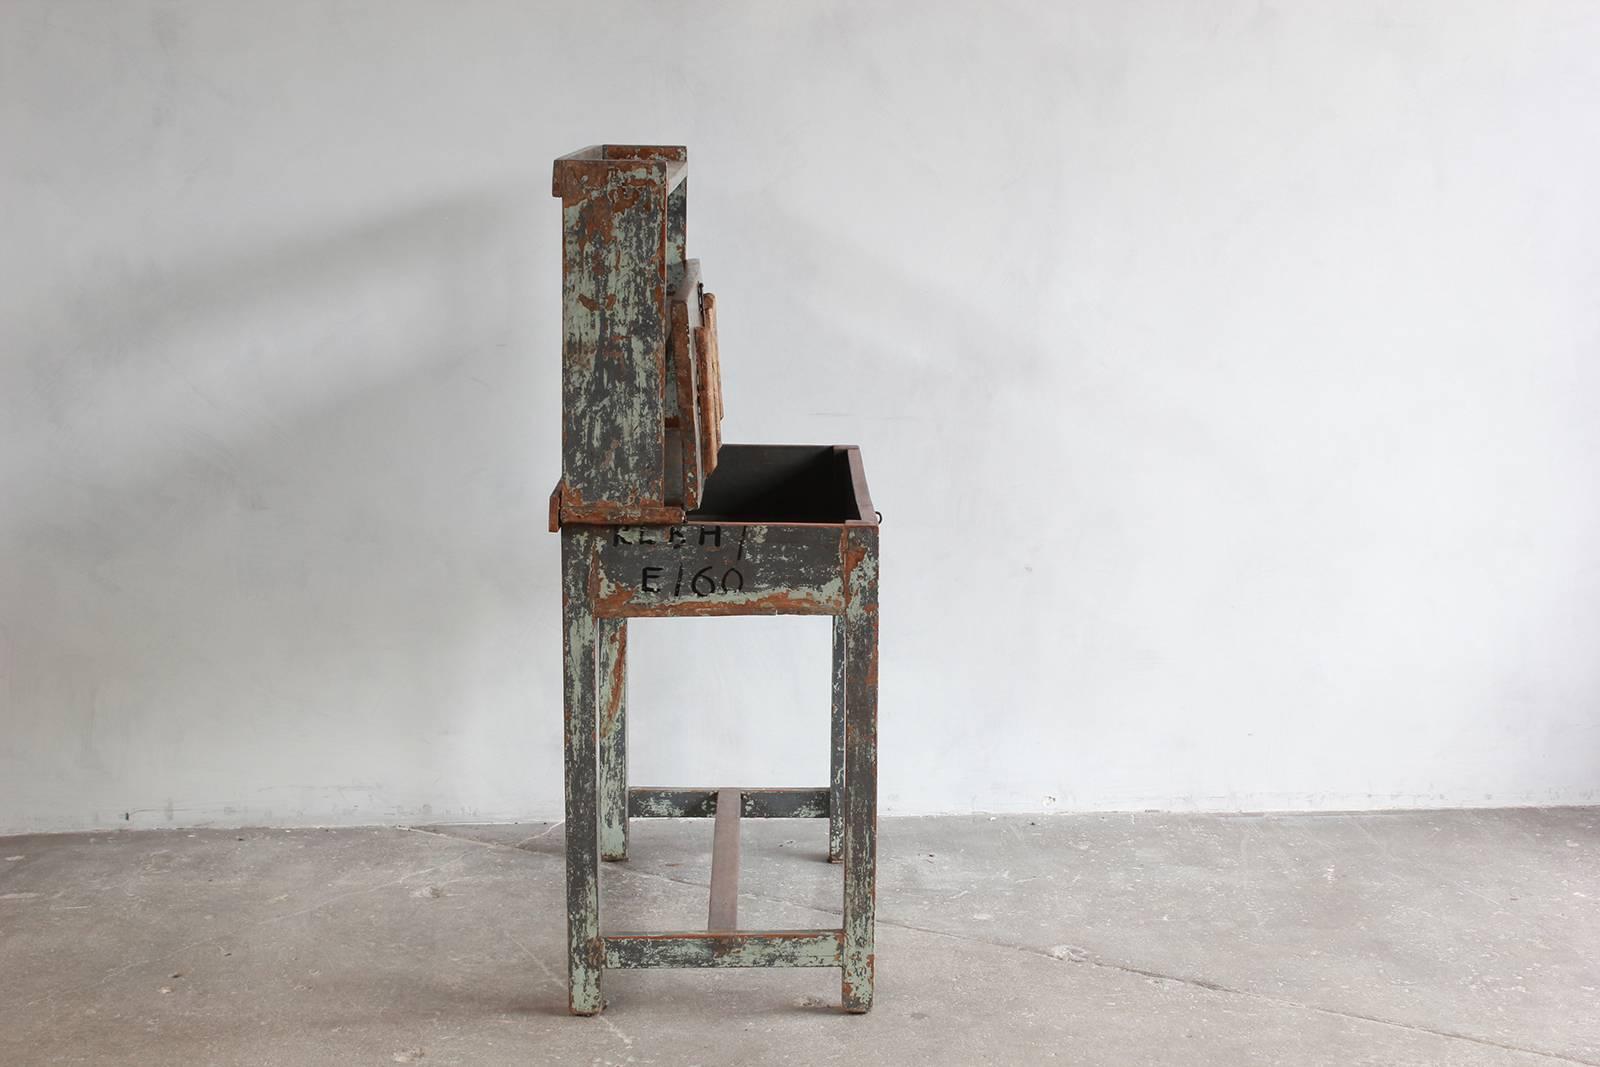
[551,145,723,526]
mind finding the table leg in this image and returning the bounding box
[562,530,603,1015]
[840,527,879,1013]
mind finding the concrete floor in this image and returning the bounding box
[0,810,1596,1066]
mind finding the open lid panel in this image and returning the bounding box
[552,145,724,525]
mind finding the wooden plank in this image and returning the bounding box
[560,529,603,1015]
[597,618,628,862]
[628,787,830,819]
[672,299,704,511]
[661,260,699,430]
[841,525,879,1013]
[695,292,722,478]
[668,261,704,509]
[701,292,724,422]
[558,160,668,516]
[708,789,741,931]
[604,930,843,969]
[561,501,685,527]
[591,523,845,618]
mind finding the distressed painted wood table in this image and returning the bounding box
[549,145,881,1015]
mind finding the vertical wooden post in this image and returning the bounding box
[598,616,629,862]
[829,613,847,864]
[562,529,603,1015]
[840,526,879,1013]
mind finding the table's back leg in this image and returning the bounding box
[562,529,604,1015]
[599,617,629,862]
[829,613,847,864]
[841,526,879,1013]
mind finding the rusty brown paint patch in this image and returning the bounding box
[589,522,846,617]
[560,497,686,527]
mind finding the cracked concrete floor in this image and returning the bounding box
[0,810,1596,1066]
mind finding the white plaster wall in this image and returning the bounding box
[3,1,1599,833]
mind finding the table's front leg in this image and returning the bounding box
[841,526,879,1013]
[562,529,603,1015]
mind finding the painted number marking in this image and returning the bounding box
[616,525,750,599]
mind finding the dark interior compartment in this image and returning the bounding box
[689,444,861,523]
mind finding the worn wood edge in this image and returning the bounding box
[708,788,741,932]
[601,144,687,162]
[603,930,843,969]
[560,500,687,527]
[597,594,843,619]
[552,154,659,198]
[628,787,830,819]
[552,145,686,197]
[549,482,563,533]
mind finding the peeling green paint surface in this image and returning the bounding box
[841,526,880,1013]
[561,529,603,1014]
[604,931,843,969]
[592,523,845,617]
[560,165,667,510]
[628,787,830,819]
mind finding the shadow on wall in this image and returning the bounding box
[1,189,563,830]
[685,195,1076,789]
